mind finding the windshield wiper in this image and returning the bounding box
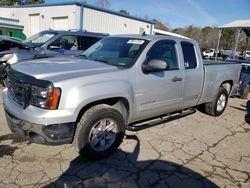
[94,59,126,68]
[78,54,88,59]
[93,58,109,64]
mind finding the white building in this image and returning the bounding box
[0,1,155,38]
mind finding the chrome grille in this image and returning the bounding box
[7,75,27,108]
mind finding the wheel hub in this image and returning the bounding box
[217,93,226,112]
[89,118,118,151]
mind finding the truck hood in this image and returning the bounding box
[11,56,119,80]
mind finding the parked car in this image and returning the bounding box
[1,29,109,63]
[203,48,216,59]
[220,48,241,60]
[239,63,250,99]
[0,29,108,85]
[3,34,241,159]
[0,36,29,52]
[230,61,250,99]
[243,50,250,59]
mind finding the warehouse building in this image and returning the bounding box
[0,1,155,37]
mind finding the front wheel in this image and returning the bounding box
[73,104,125,160]
[204,87,229,116]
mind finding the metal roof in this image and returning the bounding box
[0,1,155,24]
[0,16,24,29]
[219,19,250,36]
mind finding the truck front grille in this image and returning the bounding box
[7,74,28,108]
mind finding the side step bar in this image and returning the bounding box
[126,108,196,131]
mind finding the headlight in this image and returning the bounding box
[1,53,13,62]
[0,53,18,64]
[7,53,18,64]
[30,86,61,110]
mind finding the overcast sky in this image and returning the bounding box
[46,0,250,29]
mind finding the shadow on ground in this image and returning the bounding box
[45,135,218,188]
[0,133,27,157]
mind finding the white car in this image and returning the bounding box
[244,50,250,59]
[203,49,215,59]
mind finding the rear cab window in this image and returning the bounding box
[78,36,100,51]
[181,41,197,69]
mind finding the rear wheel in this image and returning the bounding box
[73,104,125,160]
[204,87,229,116]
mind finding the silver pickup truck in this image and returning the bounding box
[3,34,241,159]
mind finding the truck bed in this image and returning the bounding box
[198,60,241,105]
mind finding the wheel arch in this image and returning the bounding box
[220,80,233,95]
[76,97,130,126]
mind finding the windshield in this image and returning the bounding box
[81,37,148,68]
[24,32,57,47]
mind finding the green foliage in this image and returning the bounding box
[25,0,44,4]
[1,0,44,5]
[2,0,16,5]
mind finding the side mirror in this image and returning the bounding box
[142,59,168,74]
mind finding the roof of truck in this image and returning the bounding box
[111,34,194,43]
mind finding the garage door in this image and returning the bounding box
[30,14,40,36]
[53,17,68,30]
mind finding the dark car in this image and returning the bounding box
[239,63,250,99]
[0,36,29,51]
[0,30,109,85]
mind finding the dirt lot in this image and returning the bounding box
[0,86,250,188]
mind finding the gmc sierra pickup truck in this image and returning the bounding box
[3,34,241,159]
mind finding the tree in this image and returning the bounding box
[25,0,44,4]
[95,0,111,9]
[2,0,16,5]
[1,0,44,5]
[153,19,169,31]
[119,9,129,15]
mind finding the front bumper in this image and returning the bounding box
[3,88,76,145]
[5,109,75,145]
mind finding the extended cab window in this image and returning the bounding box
[147,40,178,70]
[48,35,78,50]
[181,41,197,69]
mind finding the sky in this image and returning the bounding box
[46,0,250,29]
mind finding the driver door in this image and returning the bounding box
[134,40,184,121]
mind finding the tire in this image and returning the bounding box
[73,104,126,160]
[204,87,229,116]
[241,84,249,99]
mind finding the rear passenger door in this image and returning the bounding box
[181,41,203,109]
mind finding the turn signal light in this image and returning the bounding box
[47,88,61,110]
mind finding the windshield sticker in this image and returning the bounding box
[127,40,145,45]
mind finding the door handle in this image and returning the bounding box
[171,76,183,82]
